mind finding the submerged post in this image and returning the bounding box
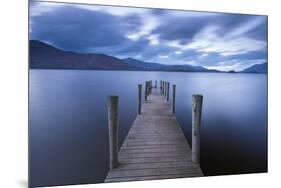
[138,84,142,114]
[167,82,170,101]
[172,84,176,114]
[107,96,119,169]
[192,95,203,164]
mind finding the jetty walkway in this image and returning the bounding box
[104,80,203,182]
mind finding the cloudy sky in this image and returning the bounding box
[30,1,268,71]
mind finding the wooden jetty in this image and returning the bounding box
[105,80,203,183]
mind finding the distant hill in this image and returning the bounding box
[124,58,165,70]
[123,58,217,72]
[29,40,219,72]
[241,63,267,73]
[160,64,211,72]
[29,40,135,70]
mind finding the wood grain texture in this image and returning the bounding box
[104,88,203,183]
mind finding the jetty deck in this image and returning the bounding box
[104,85,203,183]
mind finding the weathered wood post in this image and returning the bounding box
[160,80,162,94]
[107,96,119,169]
[147,81,149,95]
[160,80,163,95]
[162,81,165,96]
[149,81,151,94]
[150,80,152,94]
[167,82,170,101]
[165,82,168,97]
[162,81,164,95]
[163,81,166,96]
[172,84,176,114]
[155,80,157,89]
[145,81,148,101]
[164,82,166,97]
[192,95,203,164]
[138,84,142,115]
[164,81,166,96]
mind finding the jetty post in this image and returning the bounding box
[107,96,119,169]
[167,82,170,101]
[161,81,163,96]
[147,81,150,95]
[160,80,162,94]
[164,81,166,96]
[148,80,151,95]
[138,84,142,114]
[147,81,149,95]
[150,80,152,94]
[192,95,203,164]
[172,84,176,114]
[163,81,166,96]
[163,81,167,97]
[145,81,148,101]
[155,80,157,89]
[162,81,164,95]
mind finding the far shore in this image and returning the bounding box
[29,68,267,74]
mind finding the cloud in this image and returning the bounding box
[73,4,150,17]
[30,5,131,53]
[29,1,63,17]
[158,54,169,59]
[30,1,268,70]
[146,34,160,45]
[174,51,183,55]
[125,13,161,41]
[168,22,267,56]
[199,53,208,58]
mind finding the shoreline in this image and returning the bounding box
[29,68,267,74]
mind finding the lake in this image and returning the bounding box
[29,70,267,187]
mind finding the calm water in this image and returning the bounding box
[29,70,267,187]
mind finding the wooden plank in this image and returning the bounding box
[121,143,189,148]
[105,173,202,183]
[106,166,203,179]
[119,147,190,154]
[107,161,200,171]
[104,88,203,183]
[119,156,191,164]
[121,145,190,151]
[119,152,190,159]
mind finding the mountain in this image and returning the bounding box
[123,58,220,72]
[124,58,165,70]
[29,40,135,70]
[241,63,267,73]
[29,40,219,72]
[124,58,220,72]
[160,64,210,72]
